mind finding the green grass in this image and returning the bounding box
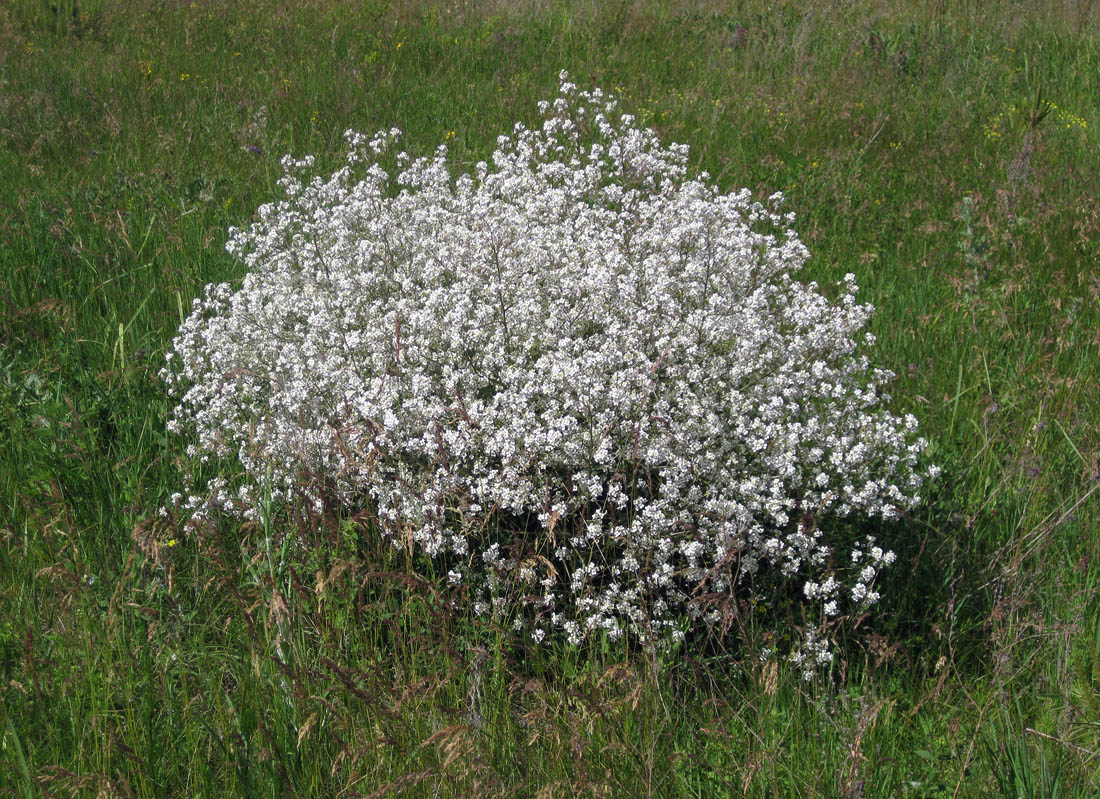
[2,0,1100,795]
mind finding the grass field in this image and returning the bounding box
[2,0,1100,796]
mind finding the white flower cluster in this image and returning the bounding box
[163,73,936,663]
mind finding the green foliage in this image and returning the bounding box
[1,0,1099,795]
[984,702,1087,799]
[10,0,105,38]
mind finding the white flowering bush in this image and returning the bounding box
[163,74,936,673]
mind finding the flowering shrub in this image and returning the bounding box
[163,74,936,673]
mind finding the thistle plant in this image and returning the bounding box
[163,73,936,673]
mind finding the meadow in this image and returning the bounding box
[2,0,1100,796]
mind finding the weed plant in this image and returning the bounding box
[2,0,1099,796]
[163,74,934,667]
